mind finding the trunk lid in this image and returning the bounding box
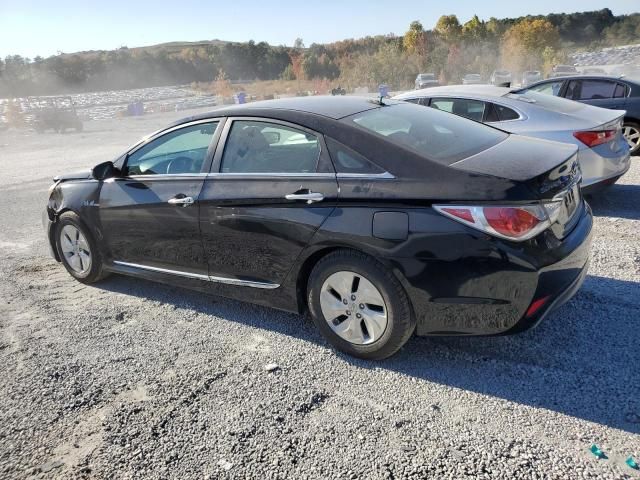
[451,134,583,238]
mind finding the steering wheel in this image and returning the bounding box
[166,156,194,174]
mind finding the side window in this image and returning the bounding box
[484,104,499,122]
[325,137,385,175]
[430,99,454,113]
[126,122,218,175]
[403,98,422,104]
[614,83,627,98]
[577,80,617,100]
[565,80,581,100]
[495,104,520,121]
[221,120,320,174]
[432,98,485,122]
[528,81,563,96]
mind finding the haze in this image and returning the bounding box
[1,0,638,58]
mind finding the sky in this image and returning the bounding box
[0,0,638,58]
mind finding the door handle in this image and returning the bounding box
[168,196,194,206]
[285,191,324,203]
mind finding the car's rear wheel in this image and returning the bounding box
[623,121,640,155]
[55,212,108,284]
[307,250,415,360]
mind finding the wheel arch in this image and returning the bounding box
[294,245,417,320]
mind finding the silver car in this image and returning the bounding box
[394,85,630,192]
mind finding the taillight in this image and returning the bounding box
[433,203,562,242]
[573,129,615,148]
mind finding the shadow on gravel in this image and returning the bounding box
[96,272,640,434]
[587,182,640,220]
[364,274,640,434]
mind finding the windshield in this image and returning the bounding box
[344,104,508,165]
[507,90,584,113]
[419,74,435,80]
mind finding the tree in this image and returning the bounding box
[462,15,487,41]
[435,15,462,43]
[501,19,561,72]
[403,21,427,55]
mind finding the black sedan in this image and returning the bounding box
[44,97,592,359]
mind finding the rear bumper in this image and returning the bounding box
[579,142,630,189]
[393,203,593,336]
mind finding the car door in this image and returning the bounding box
[199,117,339,287]
[564,79,628,111]
[98,119,222,276]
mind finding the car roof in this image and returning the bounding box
[395,85,511,100]
[531,74,635,83]
[182,96,399,122]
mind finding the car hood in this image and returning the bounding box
[53,169,92,182]
[450,134,578,182]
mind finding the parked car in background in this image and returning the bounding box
[522,70,542,86]
[415,73,439,89]
[549,65,578,78]
[462,74,483,85]
[490,70,512,86]
[581,67,606,75]
[29,96,83,133]
[394,85,630,191]
[44,96,592,360]
[522,75,640,154]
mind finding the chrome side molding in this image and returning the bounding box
[112,261,280,289]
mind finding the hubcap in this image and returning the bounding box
[623,125,640,151]
[320,271,388,345]
[60,225,92,274]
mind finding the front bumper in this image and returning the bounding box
[42,208,59,261]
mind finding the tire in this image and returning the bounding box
[623,121,640,155]
[307,250,415,360]
[54,211,109,284]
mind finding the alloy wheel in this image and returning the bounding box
[320,271,388,345]
[623,124,640,151]
[59,224,92,274]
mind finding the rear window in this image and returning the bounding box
[344,104,507,165]
[507,90,584,114]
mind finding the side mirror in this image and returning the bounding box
[92,161,119,180]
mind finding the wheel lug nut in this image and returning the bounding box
[346,310,351,316]
[343,299,348,305]
[356,313,362,319]
[359,303,364,309]
[351,295,356,301]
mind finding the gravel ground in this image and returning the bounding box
[0,112,639,479]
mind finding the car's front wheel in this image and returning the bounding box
[307,250,415,360]
[623,121,640,155]
[55,211,108,284]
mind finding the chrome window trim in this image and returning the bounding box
[336,172,395,179]
[112,261,280,289]
[206,172,336,179]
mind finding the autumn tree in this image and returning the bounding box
[501,19,561,72]
[435,15,462,43]
[403,21,427,55]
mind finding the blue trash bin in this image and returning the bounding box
[378,84,389,98]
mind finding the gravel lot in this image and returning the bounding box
[0,111,639,479]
